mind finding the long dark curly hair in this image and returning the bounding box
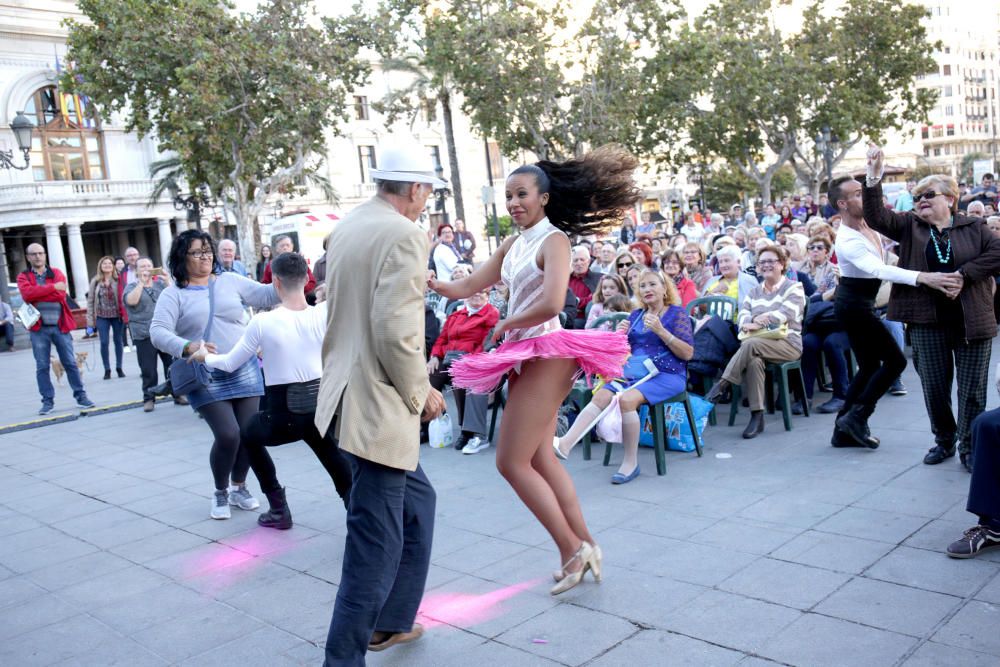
[511,145,642,237]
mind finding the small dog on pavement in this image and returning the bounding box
[51,352,88,383]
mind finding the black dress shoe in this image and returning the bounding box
[742,411,765,439]
[960,452,973,473]
[923,445,956,465]
[103,369,111,380]
[831,425,879,449]
[705,380,731,404]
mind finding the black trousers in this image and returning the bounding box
[323,455,435,666]
[134,337,174,400]
[241,383,353,503]
[909,324,992,454]
[967,408,1000,524]
[835,278,906,413]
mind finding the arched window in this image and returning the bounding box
[23,86,106,182]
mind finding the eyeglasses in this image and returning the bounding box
[914,191,942,203]
[756,259,779,267]
[807,244,827,251]
[617,261,634,268]
[187,250,215,259]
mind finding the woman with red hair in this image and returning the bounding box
[628,241,653,268]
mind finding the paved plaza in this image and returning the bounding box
[1,337,999,666]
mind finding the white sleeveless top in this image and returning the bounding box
[501,217,564,342]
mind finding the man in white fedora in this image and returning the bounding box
[316,140,447,665]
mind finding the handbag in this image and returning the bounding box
[169,279,216,396]
[17,301,40,329]
[738,322,789,341]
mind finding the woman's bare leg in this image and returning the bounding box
[532,416,596,547]
[497,358,590,566]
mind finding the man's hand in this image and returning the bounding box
[53,281,67,292]
[918,271,963,299]
[421,387,446,422]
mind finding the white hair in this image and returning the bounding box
[710,213,725,226]
[572,245,591,259]
[218,239,237,250]
[967,201,986,216]
[716,245,742,262]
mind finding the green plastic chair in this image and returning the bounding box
[686,295,738,321]
[728,360,810,431]
[588,312,630,330]
[602,391,704,476]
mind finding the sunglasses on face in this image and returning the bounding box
[618,261,634,268]
[914,191,942,203]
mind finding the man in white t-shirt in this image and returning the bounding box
[192,252,352,528]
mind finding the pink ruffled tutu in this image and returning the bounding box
[449,329,630,394]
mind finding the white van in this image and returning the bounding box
[269,211,340,268]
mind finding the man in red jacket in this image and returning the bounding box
[18,243,95,415]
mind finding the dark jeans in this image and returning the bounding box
[197,397,257,491]
[967,408,1000,524]
[241,383,353,503]
[2,321,13,348]
[30,325,86,403]
[323,454,435,667]
[96,316,124,372]
[801,330,850,400]
[836,278,906,413]
[135,338,174,400]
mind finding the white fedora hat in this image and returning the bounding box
[370,140,447,187]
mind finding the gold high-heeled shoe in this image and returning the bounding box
[553,543,603,582]
[550,541,595,595]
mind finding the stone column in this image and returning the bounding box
[156,218,173,268]
[44,223,67,277]
[65,221,90,305]
[116,229,131,255]
[174,218,189,236]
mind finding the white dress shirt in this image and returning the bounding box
[835,224,919,286]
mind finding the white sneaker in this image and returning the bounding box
[229,485,260,510]
[462,436,490,455]
[211,490,231,519]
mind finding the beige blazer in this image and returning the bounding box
[314,196,431,471]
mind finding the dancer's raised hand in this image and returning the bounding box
[866,142,885,183]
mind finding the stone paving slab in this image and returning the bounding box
[2,340,1000,665]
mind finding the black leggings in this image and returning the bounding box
[241,384,353,505]
[197,396,258,491]
[836,277,906,412]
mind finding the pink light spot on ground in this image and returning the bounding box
[417,578,544,629]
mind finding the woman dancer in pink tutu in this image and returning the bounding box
[429,145,638,595]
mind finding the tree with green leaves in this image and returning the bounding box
[63,0,371,265]
[683,0,937,204]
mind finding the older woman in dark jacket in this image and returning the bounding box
[864,143,1000,471]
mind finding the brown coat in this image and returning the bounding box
[863,182,1000,340]
[313,196,431,471]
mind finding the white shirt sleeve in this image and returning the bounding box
[204,316,262,372]
[837,233,919,286]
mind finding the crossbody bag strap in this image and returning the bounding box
[202,277,216,342]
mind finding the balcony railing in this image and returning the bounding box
[0,179,168,205]
[351,182,377,198]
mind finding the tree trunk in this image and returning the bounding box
[440,90,465,222]
[759,174,772,208]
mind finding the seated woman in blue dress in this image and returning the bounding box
[556,268,694,484]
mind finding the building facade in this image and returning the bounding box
[916,0,1000,177]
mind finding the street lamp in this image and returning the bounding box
[1,111,35,170]
[173,184,216,230]
[433,162,451,226]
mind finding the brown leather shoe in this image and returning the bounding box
[368,623,424,652]
[143,400,155,412]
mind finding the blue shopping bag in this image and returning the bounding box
[637,395,713,452]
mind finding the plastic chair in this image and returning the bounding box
[728,360,810,431]
[602,391,703,476]
[587,312,630,330]
[686,295,738,321]
[486,376,507,443]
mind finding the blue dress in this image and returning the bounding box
[607,306,692,404]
